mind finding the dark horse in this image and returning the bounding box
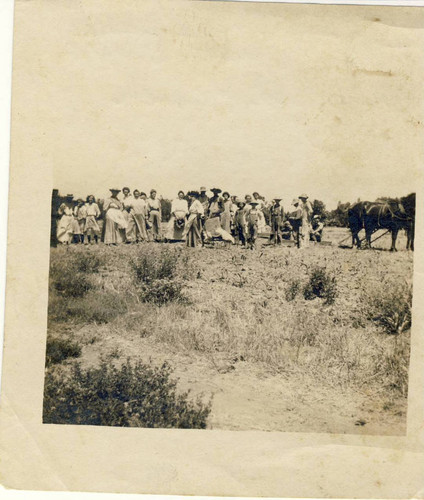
[348,198,411,251]
[400,193,416,251]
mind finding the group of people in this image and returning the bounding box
[55,186,324,249]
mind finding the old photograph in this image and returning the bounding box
[1,0,424,497]
[39,1,419,436]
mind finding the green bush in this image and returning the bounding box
[43,359,211,428]
[46,337,81,366]
[303,267,337,305]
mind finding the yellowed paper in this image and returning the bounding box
[0,0,423,497]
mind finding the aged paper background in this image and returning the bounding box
[0,0,423,497]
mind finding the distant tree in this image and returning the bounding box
[312,199,327,218]
[326,201,351,227]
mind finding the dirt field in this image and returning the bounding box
[45,227,413,434]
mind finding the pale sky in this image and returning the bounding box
[13,1,424,210]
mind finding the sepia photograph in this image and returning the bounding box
[1,0,423,497]
[42,1,418,436]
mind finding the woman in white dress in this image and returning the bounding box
[84,195,101,244]
[165,191,189,241]
[252,192,266,233]
[103,188,128,245]
[56,194,75,244]
[183,191,204,247]
[127,189,148,242]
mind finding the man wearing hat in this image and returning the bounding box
[103,188,127,245]
[298,193,313,248]
[147,189,162,242]
[199,187,209,214]
[310,214,324,242]
[234,199,248,247]
[269,198,285,245]
[288,198,303,248]
[208,188,223,218]
[246,201,261,249]
[56,194,75,244]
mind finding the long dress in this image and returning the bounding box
[220,200,232,233]
[253,198,266,233]
[183,199,204,247]
[165,198,189,241]
[122,195,133,242]
[72,205,87,238]
[147,197,161,240]
[299,200,313,248]
[56,203,74,244]
[84,202,101,238]
[128,198,148,242]
[103,197,127,244]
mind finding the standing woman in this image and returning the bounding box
[56,194,75,245]
[103,188,127,245]
[129,190,149,243]
[220,191,233,233]
[72,198,87,244]
[122,187,133,243]
[147,189,162,241]
[165,190,189,241]
[84,195,101,244]
[252,192,266,233]
[183,191,204,247]
[298,193,313,248]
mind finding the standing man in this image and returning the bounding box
[208,188,223,218]
[288,198,302,248]
[246,201,260,249]
[147,189,162,241]
[269,198,284,245]
[298,193,313,248]
[199,187,210,215]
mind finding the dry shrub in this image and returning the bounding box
[131,247,187,305]
[362,280,412,335]
[49,290,129,324]
[43,359,211,428]
[303,266,338,305]
[46,337,81,366]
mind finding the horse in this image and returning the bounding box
[400,193,416,251]
[348,199,409,251]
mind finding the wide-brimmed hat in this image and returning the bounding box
[236,199,246,207]
[188,190,200,197]
[210,188,222,194]
[65,194,74,198]
[109,188,121,193]
[273,198,282,202]
[76,198,84,203]
[299,193,309,199]
[200,186,207,192]
[250,201,259,207]
[292,198,300,205]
